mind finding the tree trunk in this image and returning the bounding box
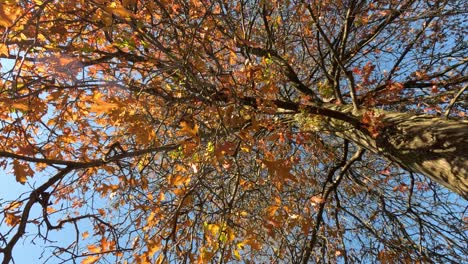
[325,106,468,199]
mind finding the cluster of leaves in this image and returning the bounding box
[0,0,466,263]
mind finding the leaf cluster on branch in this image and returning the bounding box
[0,0,467,263]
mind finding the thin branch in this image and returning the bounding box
[0,144,178,263]
[301,147,364,264]
[240,45,323,104]
[0,144,179,167]
[304,2,359,111]
[444,84,467,117]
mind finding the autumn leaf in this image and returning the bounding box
[0,43,8,56]
[361,110,385,138]
[81,255,100,264]
[310,195,325,206]
[147,240,161,258]
[178,119,199,138]
[87,244,101,254]
[198,246,215,264]
[104,2,135,19]
[11,102,30,112]
[262,159,296,182]
[4,212,21,227]
[12,160,34,184]
[168,174,190,187]
[0,1,467,263]
[0,2,20,28]
[233,249,241,260]
[89,101,119,114]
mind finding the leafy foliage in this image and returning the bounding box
[0,0,467,263]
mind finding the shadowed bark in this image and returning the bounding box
[324,106,468,198]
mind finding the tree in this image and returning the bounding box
[0,0,467,263]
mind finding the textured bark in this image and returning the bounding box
[325,107,468,199]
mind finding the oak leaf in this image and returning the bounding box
[12,160,34,184]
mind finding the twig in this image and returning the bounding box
[444,84,467,117]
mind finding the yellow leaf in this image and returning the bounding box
[109,6,133,18]
[233,249,241,260]
[81,255,100,264]
[82,231,89,239]
[12,160,34,184]
[206,223,220,236]
[0,44,8,56]
[240,237,262,251]
[229,51,237,65]
[155,254,165,264]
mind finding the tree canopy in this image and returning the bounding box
[0,0,467,263]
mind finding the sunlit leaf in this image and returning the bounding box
[81,255,100,264]
[4,212,21,227]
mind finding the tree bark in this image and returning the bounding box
[325,106,468,199]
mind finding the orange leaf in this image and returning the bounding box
[179,120,199,137]
[81,255,100,264]
[0,3,20,28]
[0,43,8,56]
[5,201,23,211]
[310,195,325,206]
[103,2,135,19]
[12,160,34,184]
[4,212,21,227]
[87,244,101,254]
[147,240,161,258]
[168,174,190,187]
[89,102,119,114]
[11,102,30,112]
